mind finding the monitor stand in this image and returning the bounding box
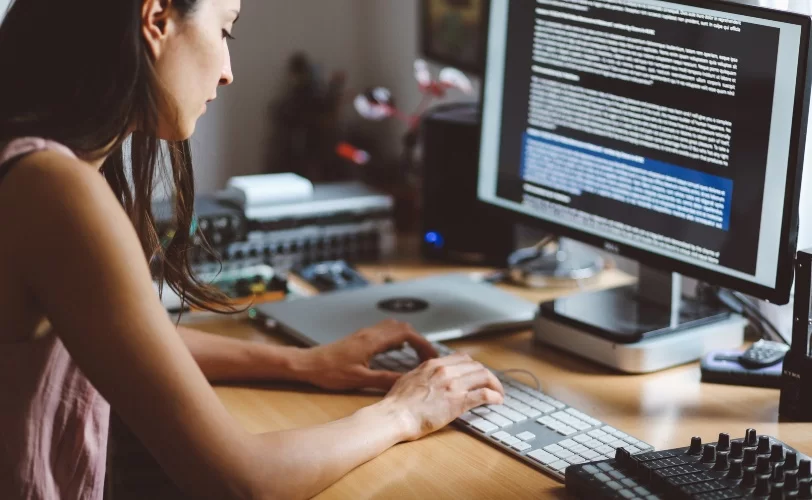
[533,265,747,373]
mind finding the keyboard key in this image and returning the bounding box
[528,449,558,465]
[472,407,491,417]
[581,450,600,460]
[570,444,588,455]
[519,408,542,419]
[618,489,636,499]
[528,400,555,413]
[502,436,521,446]
[565,455,586,465]
[458,412,478,424]
[633,486,651,496]
[609,470,625,480]
[626,446,641,454]
[597,434,617,444]
[537,416,557,427]
[573,434,591,444]
[557,426,577,436]
[596,462,614,472]
[471,419,498,434]
[544,444,564,454]
[552,449,574,460]
[516,432,536,441]
[570,420,591,431]
[559,439,578,449]
[483,413,513,428]
[490,406,527,423]
[585,440,604,449]
[512,441,532,452]
[610,440,629,449]
[551,460,570,472]
[621,478,638,488]
[491,431,512,442]
[596,445,616,455]
[603,426,619,435]
[588,430,609,439]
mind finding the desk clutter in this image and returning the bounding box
[151,174,395,310]
[566,430,812,499]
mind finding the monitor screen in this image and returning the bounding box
[420,0,489,74]
[477,0,812,303]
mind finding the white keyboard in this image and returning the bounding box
[370,342,654,482]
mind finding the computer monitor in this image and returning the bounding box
[419,0,489,75]
[477,0,812,311]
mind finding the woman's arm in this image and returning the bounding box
[176,325,308,383]
[4,152,503,500]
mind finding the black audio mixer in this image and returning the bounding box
[565,429,812,499]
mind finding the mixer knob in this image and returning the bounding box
[771,444,786,463]
[702,444,717,464]
[714,452,731,471]
[799,459,812,479]
[771,464,785,484]
[743,468,758,488]
[688,436,703,456]
[745,448,759,467]
[727,460,744,480]
[799,479,812,499]
[769,483,785,500]
[717,433,731,452]
[759,436,773,455]
[757,456,772,475]
[785,472,799,494]
[747,428,759,447]
[756,476,773,497]
[785,451,799,471]
[730,441,744,460]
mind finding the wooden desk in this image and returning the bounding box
[180,261,810,500]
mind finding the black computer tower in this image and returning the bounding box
[420,103,514,266]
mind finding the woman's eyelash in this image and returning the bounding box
[222,30,235,40]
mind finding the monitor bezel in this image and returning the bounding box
[476,0,812,305]
[419,0,490,76]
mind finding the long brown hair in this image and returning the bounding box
[0,0,235,313]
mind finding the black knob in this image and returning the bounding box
[727,460,744,480]
[743,468,759,488]
[772,444,787,463]
[731,441,745,460]
[615,447,631,466]
[758,456,773,475]
[757,476,773,497]
[747,428,759,447]
[770,484,785,500]
[688,436,703,455]
[799,480,812,499]
[800,459,812,479]
[714,452,731,471]
[785,452,800,471]
[785,472,799,493]
[759,436,773,455]
[703,444,717,463]
[772,464,786,483]
[718,433,731,452]
[745,448,759,467]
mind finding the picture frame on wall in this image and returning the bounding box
[420,0,489,75]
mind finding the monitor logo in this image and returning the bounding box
[604,242,620,254]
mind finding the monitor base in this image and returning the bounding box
[533,285,748,373]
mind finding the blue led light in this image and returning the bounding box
[424,231,444,248]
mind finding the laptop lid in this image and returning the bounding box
[254,273,537,345]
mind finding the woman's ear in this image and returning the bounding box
[141,0,173,58]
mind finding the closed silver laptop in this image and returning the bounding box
[253,273,537,345]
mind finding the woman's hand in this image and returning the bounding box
[382,353,505,441]
[298,319,439,391]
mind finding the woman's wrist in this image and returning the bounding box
[359,397,417,444]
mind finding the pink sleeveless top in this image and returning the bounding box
[0,138,110,499]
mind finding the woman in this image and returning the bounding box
[0,0,505,498]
